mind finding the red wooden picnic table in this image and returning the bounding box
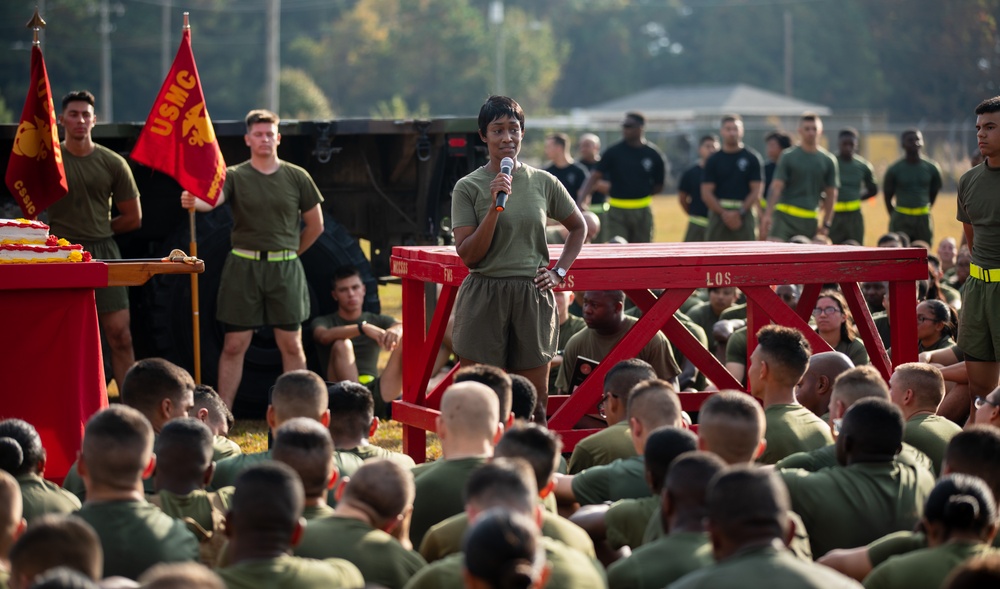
[391,242,927,462]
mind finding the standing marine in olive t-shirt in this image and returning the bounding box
[884,129,942,245]
[762,113,839,242]
[52,90,141,390]
[830,129,878,245]
[180,109,324,408]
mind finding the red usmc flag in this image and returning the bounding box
[4,45,68,219]
[130,27,225,206]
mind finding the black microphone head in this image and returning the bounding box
[500,157,514,175]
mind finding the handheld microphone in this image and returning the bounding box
[496,157,514,211]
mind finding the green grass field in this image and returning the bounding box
[230,193,964,455]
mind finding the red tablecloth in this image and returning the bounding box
[0,264,110,482]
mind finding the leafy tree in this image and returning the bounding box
[280,68,334,119]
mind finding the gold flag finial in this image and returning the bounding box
[183,11,190,31]
[26,8,46,46]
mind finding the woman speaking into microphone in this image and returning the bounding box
[451,95,586,424]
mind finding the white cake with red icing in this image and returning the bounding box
[0,219,92,263]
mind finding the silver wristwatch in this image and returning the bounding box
[553,267,568,282]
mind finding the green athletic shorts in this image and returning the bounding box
[452,273,557,371]
[889,212,933,245]
[216,253,309,329]
[707,209,757,241]
[80,237,129,314]
[770,209,817,242]
[958,277,1000,362]
[829,209,864,244]
[683,221,707,243]
[606,206,653,243]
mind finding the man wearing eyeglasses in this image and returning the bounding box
[576,112,666,243]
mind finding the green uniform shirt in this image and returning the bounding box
[212,450,271,489]
[294,515,425,589]
[725,327,749,370]
[551,314,588,391]
[49,143,140,241]
[224,160,323,251]
[779,461,935,558]
[567,421,637,475]
[957,162,1000,268]
[571,455,650,505]
[866,530,1000,568]
[152,487,233,534]
[863,541,995,589]
[76,499,199,579]
[759,404,834,465]
[556,316,680,392]
[217,554,364,589]
[667,541,861,589]
[776,443,934,477]
[62,455,156,499]
[213,435,243,462]
[17,473,81,522]
[834,337,870,366]
[685,301,729,341]
[903,413,961,476]
[773,146,840,210]
[884,157,943,210]
[409,456,488,548]
[302,503,335,520]
[404,537,606,589]
[608,531,713,589]
[310,311,398,377]
[451,164,578,277]
[837,155,877,204]
[419,509,595,563]
[341,444,416,469]
[674,311,710,390]
[605,495,658,550]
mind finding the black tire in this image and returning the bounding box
[145,208,379,418]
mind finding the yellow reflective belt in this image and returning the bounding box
[608,196,653,209]
[689,215,709,227]
[834,200,861,212]
[774,203,818,219]
[719,199,744,210]
[232,248,298,262]
[895,205,931,216]
[359,374,376,385]
[970,263,1000,283]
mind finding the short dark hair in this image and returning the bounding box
[800,112,820,123]
[61,91,95,111]
[27,567,100,589]
[901,128,921,141]
[341,459,413,525]
[765,131,792,150]
[625,112,646,127]
[121,358,194,417]
[664,451,727,521]
[463,459,536,515]
[604,359,656,399]
[695,391,765,465]
[271,418,334,499]
[271,370,328,422]
[720,114,742,126]
[839,128,859,139]
[508,374,537,421]
[463,508,542,589]
[154,418,214,486]
[328,380,375,440]
[877,232,903,246]
[756,325,811,382]
[975,96,1000,115]
[231,462,304,538]
[9,515,102,582]
[494,423,562,493]
[455,365,513,423]
[707,466,789,545]
[698,134,719,147]
[644,427,698,494]
[547,133,569,149]
[626,380,681,429]
[944,426,1000,500]
[478,96,525,138]
[332,265,362,286]
[0,419,45,476]
[245,109,279,130]
[81,405,154,490]
[923,474,997,539]
[194,385,234,431]
[839,397,904,457]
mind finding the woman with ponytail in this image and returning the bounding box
[462,508,550,589]
[0,419,79,522]
[863,474,998,589]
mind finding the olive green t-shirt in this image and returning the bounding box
[863,541,995,589]
[302,503,335,520]
[776,443,934,477]
[779,461,935,558]
[49,143,140,241]
[551,314,588,391]
[224,160,324,252]
[418,509,595,563]
[76,499,199,579]
[957,161,1000,268]
[667,542,862,589]
[212,450,271,489]
[772,146,840,210]
[216,554,364,589]
[837,155,877,203]
[62,454,156,499]
[607,531,713,589]
[866,530,1000,568]
[567,421,637,475]
[214,435,243,462]
[152,487,233,534]
[605,495,659,550]
[556,316,680,392]
[340,444,416,469]
[571,455,650,505]
[17,472,81,522]
[294,515,425,589]
[834,337,870,366]
[409,456,488,548]
[884,157,943,210]
[404,537,607,589]
[451,164,578,277]
[310,311,398,377]
[685,301,729,340]
[903,413,962,475]
[759,404,834,465]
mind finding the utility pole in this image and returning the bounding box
[99,0,114,121]
[783,10,793,97]
[161,0,172,79]
[489,0,505,95]
[265,0,280,113]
